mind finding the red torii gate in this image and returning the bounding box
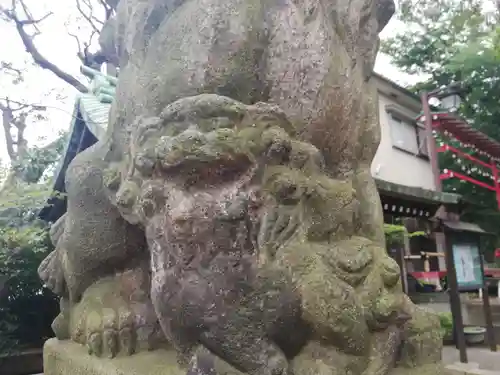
[417,111,500,210]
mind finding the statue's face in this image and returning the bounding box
[111,95,295,224]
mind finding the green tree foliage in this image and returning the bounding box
[0,0,102,352]
[14,134,67,185]
[383,0,500,252]
[0,223,58,353]
[0,139,64,352]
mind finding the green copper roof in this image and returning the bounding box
[76,95,110,139]
[73,66,117,139]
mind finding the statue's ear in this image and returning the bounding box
[376,0,396,33]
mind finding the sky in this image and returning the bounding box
[0,0,96,165]
[0,0,421,165]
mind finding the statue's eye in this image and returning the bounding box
[337,248,372,274]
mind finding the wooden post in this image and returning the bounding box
[443,226,468,363]
[423,255,430,272]
[400,228,411,294]
[478,248,497,351]
[396,246,409,294]
[421,92,442,192]
[481,286,497,351]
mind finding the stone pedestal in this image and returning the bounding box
[43,339,185,375]
[45,338,466,375]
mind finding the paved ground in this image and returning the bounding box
[443,346,500,371]
[421,302,500,371]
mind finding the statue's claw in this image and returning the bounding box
[70,274,164,358]
[87,332,103,356]
[83,308,132,358]
[119,326,134,356]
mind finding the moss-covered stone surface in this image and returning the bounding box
[40,0,449,374]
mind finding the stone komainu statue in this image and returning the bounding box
[39,1,446,374]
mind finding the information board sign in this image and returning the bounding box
[452,242,484,290]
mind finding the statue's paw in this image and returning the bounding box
[38,251,66,295]
[70,278,163,358]
[84,305,135,357]
[72,301,163,358]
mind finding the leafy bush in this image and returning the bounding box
[0,222,59,353]
[384,223,426,249]
[0,120,65,354]
[438,312,454,339]
[0,178,60,354]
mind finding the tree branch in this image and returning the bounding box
[18,11,52,26]
[1,0,88,93]
[0,98,46,111]
[14,112,28,159]
[65,13,98,67]
[68,29,84,57]
[13,22,88,93]
[0,62,24,84]
[1,62,23,76]
[75,0,101,34]
[0,102,16,161]
[83,0,106,25]
[0,98,47,163]
[102,0,119,12]
[16,0,43,34]
[100,0,114,20]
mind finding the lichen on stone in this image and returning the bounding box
[39,0,448,374]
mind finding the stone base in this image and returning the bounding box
[43,339,186,375]
[44,338,469,375]
[391,365,475,375]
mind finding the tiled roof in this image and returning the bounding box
[75,67,116,139]
[77,95,110,139]
[38,67,117,222]
[375,178,461,205]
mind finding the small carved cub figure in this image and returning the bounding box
[109,95,309,375]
